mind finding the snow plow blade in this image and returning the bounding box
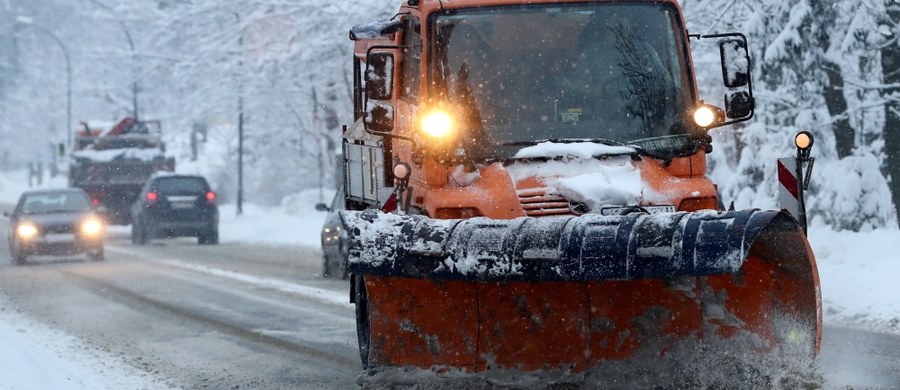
[342,209,821,373]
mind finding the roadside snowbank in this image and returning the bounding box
[810,225,900,333]
[0,304,165,389]
[218,188,334,248]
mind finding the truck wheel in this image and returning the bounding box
[354,275,371,368]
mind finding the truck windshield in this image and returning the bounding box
[430,3,695,159]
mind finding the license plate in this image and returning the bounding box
[45,233,76,243]
[168,195,197,209]
[599,205,676,216]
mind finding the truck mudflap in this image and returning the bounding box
[342,209,821,374]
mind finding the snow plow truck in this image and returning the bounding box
[340,0,821,385]
[69,118,174,225]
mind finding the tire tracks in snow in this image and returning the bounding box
[59,261,360,372]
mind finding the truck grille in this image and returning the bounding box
[516,187,573,217]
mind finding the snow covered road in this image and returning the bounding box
[0,210,897,388]
[0,230,360,389]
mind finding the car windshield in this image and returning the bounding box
[430,3,695,159]
[21,192,92,214]
[154,177,208,194]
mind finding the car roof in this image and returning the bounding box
[149,173,207,181]
[20,188,89,197]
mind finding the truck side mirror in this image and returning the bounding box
[366,102,394,133]
[720,38,750,88]
[366,52,394,101]
[725,91,754,118]
[364,52,395,133]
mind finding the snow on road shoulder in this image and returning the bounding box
[0,169,68,206]
[217,189,335,248]
[809,226,900,334]
[0,304,167,390]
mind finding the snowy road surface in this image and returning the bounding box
[0,227,898,389]
[0,229,359,389]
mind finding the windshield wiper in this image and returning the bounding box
[497,138,645,163]
[500,138,629,147]
[42,209,87,214]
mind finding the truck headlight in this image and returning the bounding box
[420,111,455,138]
[693,105,717,128]
[17,223,39,240]
[81,218,104,237]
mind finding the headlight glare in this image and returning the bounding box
[81,218,104,236]
[17,223,39,239]
[693,105,717,128]
[421,111,454,138]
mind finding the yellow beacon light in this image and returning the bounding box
[795,131,813,150]
[421,111,454,138]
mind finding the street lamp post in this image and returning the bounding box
[15,16,72,149]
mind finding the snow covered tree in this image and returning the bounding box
[881,2,900,229]
[685,0,898,231]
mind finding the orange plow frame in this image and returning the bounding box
[352,211,821,372]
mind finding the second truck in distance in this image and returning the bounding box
[69,117,175,225]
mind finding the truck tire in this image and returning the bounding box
[354,275,371,368]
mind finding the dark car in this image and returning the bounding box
[131,174,219,245]
[5,188,105,265]
[315,187,348,279]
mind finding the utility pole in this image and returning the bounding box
[235,12,244,216]
[237,94,244,216]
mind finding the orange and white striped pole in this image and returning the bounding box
[778,131,814,234]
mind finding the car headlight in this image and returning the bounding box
[16,223,39,240]
[81,218,104,236]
